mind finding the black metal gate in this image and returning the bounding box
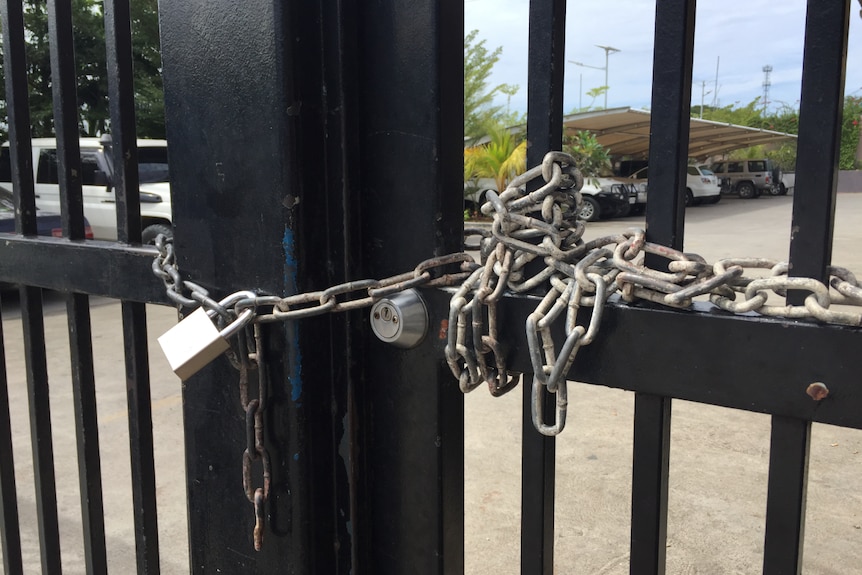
[0,0,858,573]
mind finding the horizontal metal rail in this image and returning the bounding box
[0,235,170,304]
[426,289,862,429]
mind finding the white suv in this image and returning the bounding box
[629,165,721,206]
[0,137,172,242]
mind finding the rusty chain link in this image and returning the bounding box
[151,240,477,550]
[238,324,270,550]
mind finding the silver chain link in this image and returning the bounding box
[152,240,478,323]
[151,241,477,550]
[153,152,862,445]
[450,151,862,437]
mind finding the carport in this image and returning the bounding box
[563,107,797,161]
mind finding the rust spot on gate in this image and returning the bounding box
[438,319,449,339]
[806,382,830,401]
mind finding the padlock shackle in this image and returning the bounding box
[214,290,259,340]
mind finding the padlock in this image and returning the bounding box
[369,289,428,349]
[159,291,257,380]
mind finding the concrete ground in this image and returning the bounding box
[2,193,862,573]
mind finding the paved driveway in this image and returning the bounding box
[2,194,861,573]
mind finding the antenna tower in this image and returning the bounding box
[762,65,773,112]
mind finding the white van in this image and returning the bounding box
[0,137,172,242]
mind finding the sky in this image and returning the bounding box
[465,0,862,118]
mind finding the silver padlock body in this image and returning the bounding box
[369,289,428,349]
[158,307,231,380]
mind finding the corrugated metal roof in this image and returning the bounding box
[562,107,797,159]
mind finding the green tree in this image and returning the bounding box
[697,96,861,171]
[464,30,521,141]
[761,103,799,134]
[840,96,861,170]
[562,130,611,176]
[128,0,165,138]
[0,0,164,140]
[568,86,608,114]
[496,83,525,128]
[698,98,765,126]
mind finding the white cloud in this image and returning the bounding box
[466,0,862,116]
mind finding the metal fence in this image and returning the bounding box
[0,0,858,573]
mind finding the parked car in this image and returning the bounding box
[0,136,173,242]
[0,185,94,237]
[577,178,633,221]
[628,165,721,206]
[780,172,794,195]
[707,159,783,198]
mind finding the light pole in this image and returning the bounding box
[568,44,620,109]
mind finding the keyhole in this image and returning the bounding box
[381,306,392,321]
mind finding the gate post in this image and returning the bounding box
[353,1,465,572]
[158,2,313,571]
[159,0,464,572]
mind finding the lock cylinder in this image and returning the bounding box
[369,289,428,349]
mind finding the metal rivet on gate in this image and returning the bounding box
[369,289,428,349]
[806,382,829,401]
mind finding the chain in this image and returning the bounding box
[153,236,477,322]
[238,323,270,550]
[451,151,862,437]
[152,239,477,550]
[154,153,862,476]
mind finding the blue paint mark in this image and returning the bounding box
[283,227,303,403]
[294,453,300,461]
[282,228,299,289]
[290,337,303,403]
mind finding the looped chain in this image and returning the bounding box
[154,151,862,450]
[446,152,586,402]
[447,151,862,436]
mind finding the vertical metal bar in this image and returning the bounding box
[1,4,36,567]
[47,3,112,570]
[105,5,160,568]
[630,394,671,574]
[632,1,695,573]
[643,0,696,250]
[47,0,85,240]
[763,2,850,573]
[20,286,62,574]
[0,297,23,575]
[66,293,108,574]
[438,3,466,569]
[1,0,36,237]
[786,0,849,279]
[521,386,555,575]
[522,1,566,573]
[290,1,356,570]
[763,417,811,574]
[122,302,160,573]
[104,0,142,244]
[357,0,465,571]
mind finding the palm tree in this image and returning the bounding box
[464,124,527,194]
